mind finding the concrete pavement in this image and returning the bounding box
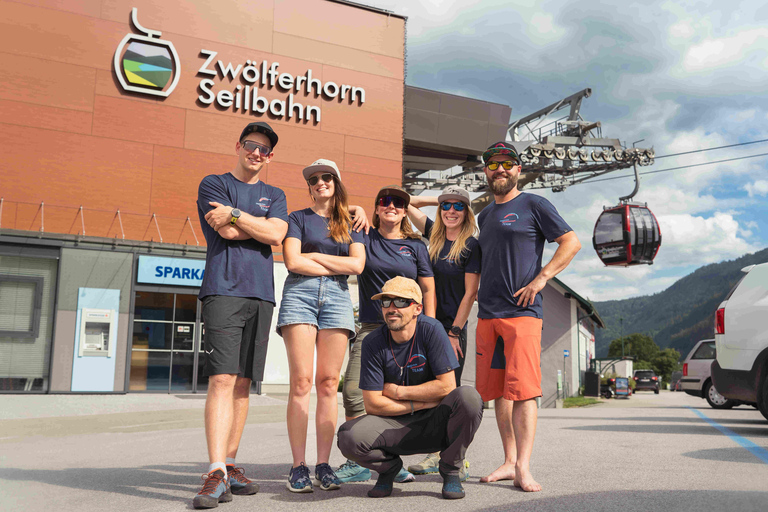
[1,390,767,511]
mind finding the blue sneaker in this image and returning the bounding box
[394,467,415,483]
[193,469,232,509]
[287,463,313,493]
[227,465,259,495]
[313,462,341,491]
[336,460,371,483]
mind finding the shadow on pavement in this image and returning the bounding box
[471,490,768,512]
[682,447,768,464]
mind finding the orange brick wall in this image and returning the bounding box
[0,0,405,245]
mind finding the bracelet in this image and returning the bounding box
[410,400,414,415]
[448,333,459,338]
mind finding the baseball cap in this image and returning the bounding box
[302,159,341,181]
[239,122,278,148]
[438,185,471,206]
[371,276,423,304]
[375,184,410,208]
[482,141,519,164]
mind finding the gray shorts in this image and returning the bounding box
[201,295,274,381]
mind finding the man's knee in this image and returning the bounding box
[337,418,367,460]
[449,386,484,415]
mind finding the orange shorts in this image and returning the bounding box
[475,317,543,402]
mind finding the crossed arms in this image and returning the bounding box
[362,371,456,417]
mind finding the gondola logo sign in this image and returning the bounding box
[113,8,181,98]
[501,213,519,225]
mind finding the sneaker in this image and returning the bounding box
[313,462,341,491]
[287,463,314,493]
[441,473,465,500]
[227,466,259,495]
[394,467,415,483]
[459,459,470,482]
[336,459,371,483]
[193,469,232,509]
[408,452,439,474]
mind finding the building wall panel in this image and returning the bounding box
[0,100,93,135]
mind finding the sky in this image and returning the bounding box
[368,0,768,302]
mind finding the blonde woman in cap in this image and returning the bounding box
[406,185,480,479]
[335,184,436,484]
[276,159,366,493]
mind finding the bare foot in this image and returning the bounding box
[480,462,515,483]
[513,468,542,492]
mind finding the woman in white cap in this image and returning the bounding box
[405,185,480,478]
[276,159,365,493]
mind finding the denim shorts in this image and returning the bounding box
[276,273,355,338]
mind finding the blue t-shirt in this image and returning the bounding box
[359,315,458,391]
[357,229,433,324]
[197,173,288,303]
[285,208,364,279]
[477,193,571,319]
[424,218,481,329]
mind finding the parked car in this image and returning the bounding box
[633,369,660,393]
[712,262,768,421]
[670,370,683,391]
[681,339,740,409]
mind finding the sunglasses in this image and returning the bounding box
[241,140,271,156]
[486,160,518,171]
[440,201,466,212]
[377,196,406,209]
[308,173,334,186]
[381,297,417,308]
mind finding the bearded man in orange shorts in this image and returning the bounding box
[475,142,581,492]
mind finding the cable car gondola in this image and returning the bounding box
[592,160,661,266]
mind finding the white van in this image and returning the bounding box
[711,262,768,421]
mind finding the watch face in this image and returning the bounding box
[231,208,241,217]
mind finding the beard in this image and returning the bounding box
[487,173,518,195]
[385,312,408,331]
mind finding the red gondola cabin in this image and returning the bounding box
[593,203,661,266]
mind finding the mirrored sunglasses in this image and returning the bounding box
[381,297,416,308]
[308,173,334,186]
[377,196,406,209]
[486,160,517,171]
[440,201,466,212]
[241,140,271,156]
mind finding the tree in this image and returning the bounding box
[652,348,682,383]
[607,333,660,362]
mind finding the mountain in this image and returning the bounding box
[593,247,768,359]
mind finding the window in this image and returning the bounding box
[0,275,44,339]
[692,341,716,360]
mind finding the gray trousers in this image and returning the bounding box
[342,322,379,418]
[337,386,484,476]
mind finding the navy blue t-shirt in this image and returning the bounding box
[285,208,364,259]
[357,229,433,324]
[197,173,288,303]
[359,315,459,390]
[424,218,481,329]
[477,193,571,319]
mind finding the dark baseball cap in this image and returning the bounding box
[482,141,520,164]
[240,122,278,148]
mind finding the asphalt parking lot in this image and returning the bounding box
[1,390,766,512]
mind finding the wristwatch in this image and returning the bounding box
[230,208,241,225]
[449,326,462,337]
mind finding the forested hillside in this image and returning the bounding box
[594,248,768,359]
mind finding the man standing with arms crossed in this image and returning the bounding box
[193,122,288,508]
[475,141,580,492]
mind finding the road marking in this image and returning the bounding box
[689,407,768,464]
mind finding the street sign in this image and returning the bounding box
[564,349,570,357]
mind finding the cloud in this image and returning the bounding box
[683,28,768,72]
[744,180,768,197]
